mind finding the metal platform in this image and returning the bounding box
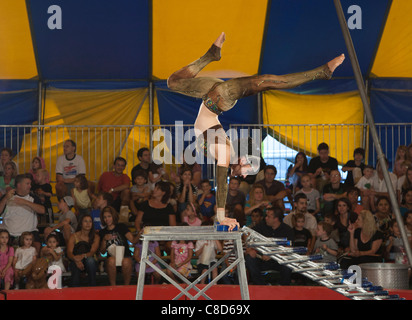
[135,226,249,300]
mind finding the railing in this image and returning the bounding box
[1,123,411,183]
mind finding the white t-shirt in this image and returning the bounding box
[355,176,374,190]
[14,246,37,270]
[195,240,218,266]
[55,154,86,180]
[371,171,398,193]
[2,194,40,236]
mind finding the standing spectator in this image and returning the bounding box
[66,214,100,287]
[256,165,287,210]
[245,207,295,285]
[342,147,365,187]
[99,206,137,286]
[0,174,45,253]
[97,157,131,215]
[308,143,338,192]
[55,139,86,199]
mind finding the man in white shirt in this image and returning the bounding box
[0,174,46,253]
[55,139,86,199]
[371,158,398,199]
[283,193,317,236]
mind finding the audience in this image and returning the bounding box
[3,138,412,289]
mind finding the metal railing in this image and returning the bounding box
[1,123,411,183]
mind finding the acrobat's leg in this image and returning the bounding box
[208,54,345,111]
[167,32,226,98]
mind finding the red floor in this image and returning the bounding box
[1,285,411,300]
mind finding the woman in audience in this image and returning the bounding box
[335,197,358,251]
[67,214,100,287]
[134,181,176,232]
[0,161,17,196]
[374,196,393,241]
[244,184,271,227]
[340,210,384,269]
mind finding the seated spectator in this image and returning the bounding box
[176,158,202,188]
[313,222,338,263]
[197,179,217,223]
[29,156,49,184]
[32,168,53,224]
[339,210,384,269]
[99,206,137,286]
[324,213,340,244]
[322,169,347,215]
[43,196,77,246]
[131,147,152,184]
[308,142,338,192]
[385,220,409,264]
[72,174,93,218]
[255,165,287,210]
[176,167,198,215]
[66,214,100,287]
[0,161,17,196]
[346,186,364,215]
[97,156,131,215]
[181,202,202,226]
[166,233,194,282]
[374,196,393,242]
[295,173,321,216]
[398,164,412,205]
[284,193,317,237]
[371,158,398,206]
[90,192,114,231]
[148,162,169,191]
[245,207,294,285]
[250,208,264,228]
[335,198,358,250]
[291,213,315,253]
[394,145,408,178]
[0,147,19,176]
[400,188,412,217]
[134,181,176,232]
[55,139,86,199]
[244,184,271,227]
[342,147,366,187]
[0,229,14,290]
[226,177,246,226]
[286,151,309,193]
[129,169,151,219]
[0,173,46,253]
[355,165,375,211]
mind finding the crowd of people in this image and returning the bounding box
[1,140,412,290]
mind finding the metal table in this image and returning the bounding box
[135,226,249,300]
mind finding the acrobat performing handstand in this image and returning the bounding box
[167,32,345,231]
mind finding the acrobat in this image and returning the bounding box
[167,32,345,230]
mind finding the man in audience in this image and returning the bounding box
[308,142,338,192]
[55,139,86,199]
[0,174,46,253]
[97,156,131,214]
[131,147,152,184]
[283,193,317,237]
[245,207,294,285]
[256,165,287,210]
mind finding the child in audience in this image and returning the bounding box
[355,165,375,210]
[292,213,315,253]
[195,222,223,284]
[347,186,364,215]
[29,156,49,184]
[13,231,37,288]
[397,161,412,205]
[41,233,66,272]
[324,213,340,244]
[197,179,217,223]
[33,168,54,224]
[295,174,320,216]
[250,208,264,227]
[385,220,409,265]
[166,225,194,282]
[71,174,93,217]
[394,145,408,178]
[0,229,14,290]
[181,202,202,226]
[130,169,151,205]
[313,221,338,263]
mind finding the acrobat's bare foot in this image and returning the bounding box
[208,32,225,61]
[327,54,345,73]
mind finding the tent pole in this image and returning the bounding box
[333,0,412,267]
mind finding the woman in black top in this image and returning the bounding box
[340,210,384,269]
[134,181,176,232]
[99,206,138,286]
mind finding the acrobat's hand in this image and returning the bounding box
[219,218,240,232]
